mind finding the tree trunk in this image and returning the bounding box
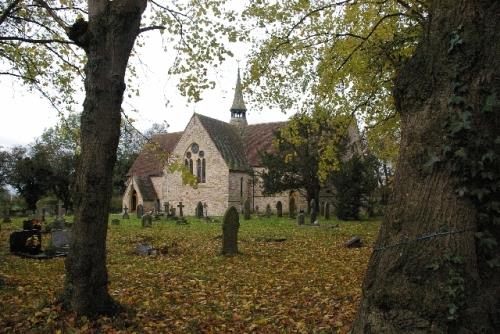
[352,1,500,332]
[64,0,146,316]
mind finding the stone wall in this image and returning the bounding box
[228,171,252,212]
[164,115,230,216]
[122,178,156,212]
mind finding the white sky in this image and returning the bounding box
[0,30,291,148]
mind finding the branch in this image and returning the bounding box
[138,25,166,34]
[0,0,21,26]
[0,36,74,44]
[0,71,37,82]
[33,0,69,33]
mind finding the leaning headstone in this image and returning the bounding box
[289,197,296,218]
[243,199,251,220]
[297,211,305,225]
[136,204,144,219]
[276,201,283,218]
[324,202,331,220]
[346,236,363,248]
[222,206,240,255]
[196,201,204,219]
[111,219,120,225]
[265,204,272,218]
[122,206,130,219]
[10,230,42,254]
[141,214,152,227]
[310,198,317,225]
[50,229,72,252]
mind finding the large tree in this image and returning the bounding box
[1,0,234,316]
[245,0,499,331]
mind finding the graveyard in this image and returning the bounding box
[0,213,379,333]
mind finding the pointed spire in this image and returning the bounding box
[230,68,247,113]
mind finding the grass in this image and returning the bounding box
[0,214,380,333]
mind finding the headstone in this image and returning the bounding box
[297,211,305,225]
[324,202,331,220]
[50,229,72,251]
[289,197,296,218]
[203,202,208,218]
[320,201,325,216]
[222,206,240,255]
[310,198,317,225]
[196,201,204,219]
[9,230,42,254]
[243,199,251,220]
[170,207,176,218]
[141,214,152,227]
[135,243,155,256]
[177,202,185,217]
[265,204,272,218]
[111,219,120,225]
[163,202,169,214]
[136,204,144,219]
[346,236,363,248]
[276,201,283,218]
[122,206,129,219]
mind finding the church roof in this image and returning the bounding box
[127,132,182,177]
[196,113,250,171]
[133,176,157,201]
[230,69,247,112]
[242,122,286,166]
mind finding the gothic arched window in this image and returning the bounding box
[185,144,206,183]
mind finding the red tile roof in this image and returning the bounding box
[127,132,183,177]
[242,122,286,166]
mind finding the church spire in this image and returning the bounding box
[230,68,248,128]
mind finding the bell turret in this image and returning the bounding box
[230,68,248,128]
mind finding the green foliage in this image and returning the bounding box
[330,154,378,220]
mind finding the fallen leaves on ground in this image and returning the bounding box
[0,215,380,333]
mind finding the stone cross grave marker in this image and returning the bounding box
[289,197,296,219]
[265,204,272,218]
[297,211,305,225]
[196,201,204,219]
[122,206,129,219]
[177,202,185,217]
[141,213,152,227]
[243,199,251,220]
[276,201,283,218]
[136,204,144,219]
[222,206,240,255]
[310,198,317,224]
[324,202,331,220]
[50,229,72,251]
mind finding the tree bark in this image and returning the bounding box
[352,1,500,332]
[64,0,146,316]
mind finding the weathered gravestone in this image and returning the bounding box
[276,201,283,218]
[50,229,72,251]
[346,236,363,248]
[122,206,129,219]
[289,197,296,218]
[136,204,144,219]
[243,199,251,220]
[310,198,317,225]
[196,201,204,219]
[111,219,120,225]
[141,214,152,227]
[265,204,272,218]
[222,206,240,255]
[10,230,42,254]
[203,202,208,218]
[176,202,188,224]
[169,207,176,218]
[297,211,305,225]
[324,202,331,220]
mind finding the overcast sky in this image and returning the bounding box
[0,28,291,148]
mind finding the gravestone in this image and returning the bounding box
[276,201,283,218]
[310,198,317,225]
[203,202,208,218]
[265,204,272,218]
[196,201,204,219]
[177,202,185,217]
[122,206,129,219]
[135,243,155,256]
[163,202,169,214]
[320,201,325,216]
[324,202,331,220]
[297,211,305,225]
[50,229,72,251]
[243,199,251,220]
[141,214,152,227]
[170,207,176,218]
[176,202,187,224]
[289,197,296,218]
[111,219,120,225]
[222,206,240,255]
[136,204,144,219]
[346,236,363,248]
[10,230,42,254]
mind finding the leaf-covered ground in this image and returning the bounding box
[0,215,380,333]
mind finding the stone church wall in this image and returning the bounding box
[122,178,156,212]
[164,115,230,216]
[228,172,252,212]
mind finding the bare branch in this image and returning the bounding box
[33,0,69,33]
[0,0,21,26]
[138,25,166,34]
[0,71,37,82]
[0,36,74,44]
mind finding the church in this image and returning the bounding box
[122,71,351,216]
